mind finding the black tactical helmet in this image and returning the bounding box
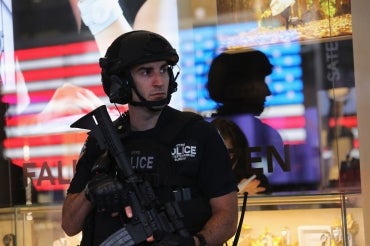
[100,30,179,105]
[207,49,272,103]
[103,30,179,70]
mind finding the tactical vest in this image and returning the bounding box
[81,109,212,245]
[120,110,201,200]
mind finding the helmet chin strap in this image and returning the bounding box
[129,86,171,111]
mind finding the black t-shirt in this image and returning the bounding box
[68,106,237,245]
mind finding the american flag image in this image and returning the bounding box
[3,40,119,191]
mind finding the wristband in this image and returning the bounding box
[84,184,91,201]
[77,0,122,35]
[194,233,207,246]
[182,236,196,246]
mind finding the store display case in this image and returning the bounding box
[0,192,363,246]
[232,192,364,246]
[0,205,81,246]
[0,208,17,246]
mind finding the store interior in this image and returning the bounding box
[1,0,370,245]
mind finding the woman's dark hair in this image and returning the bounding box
[211,117,250,181]
[211,117,272,193]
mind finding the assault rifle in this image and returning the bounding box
[71,105,190,245]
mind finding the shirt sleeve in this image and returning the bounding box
[196,121,238,198]
[67,136,102,194]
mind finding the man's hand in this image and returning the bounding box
[85,173,129,213]
[85,173,156,243]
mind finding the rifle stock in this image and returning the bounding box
[71,105,190,245]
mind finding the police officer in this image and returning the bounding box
[61,30,238,245]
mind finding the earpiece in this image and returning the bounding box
[108,74,131,104]
[168,66,178,94]
[100,57,132,104]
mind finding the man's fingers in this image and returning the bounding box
[125,206,133,218]
[146,235,155,242]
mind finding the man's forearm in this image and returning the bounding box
[62,192,93,236]
[198,191,238,245]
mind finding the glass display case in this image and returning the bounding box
[0,204,81,246]
[0,207,17,246]
[0,192,363,246]
[232,192,364,246]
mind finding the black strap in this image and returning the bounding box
[158,108,203,145]
[232,192,248,246]
[80,212,95,246]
